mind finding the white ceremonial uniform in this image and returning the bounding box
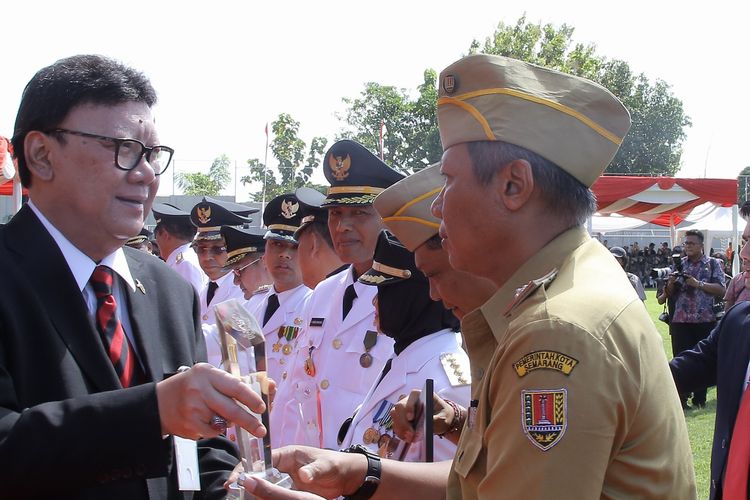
[164,242,206,294]
[248,283,311,448]
[199,271,244,325]
[274,267,394,450]
[340,329,471,462]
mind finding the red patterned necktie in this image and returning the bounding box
[724,381,750,499]
[90,265,138,388]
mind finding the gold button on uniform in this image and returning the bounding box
[202,314,208,321]
[320,379,330,390]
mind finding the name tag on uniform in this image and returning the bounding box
[174,436,200,490]
[310,317,325,327]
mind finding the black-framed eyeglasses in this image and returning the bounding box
[46,128,174,175]
[233,257,262,278]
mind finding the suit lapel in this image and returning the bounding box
[6,206,120,391]
[123,252,164,383]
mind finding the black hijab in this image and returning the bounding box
[360,231,458,355]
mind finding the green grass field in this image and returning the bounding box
[644,289,715,498]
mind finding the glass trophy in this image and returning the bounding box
[213,299,293,497]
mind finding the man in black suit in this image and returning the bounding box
[0,55,266,499]
[670,201,750,499]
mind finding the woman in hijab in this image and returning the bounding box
[337,230,471,462]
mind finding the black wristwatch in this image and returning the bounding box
[342,444,381,500]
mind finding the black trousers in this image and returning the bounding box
[670,321,716,405]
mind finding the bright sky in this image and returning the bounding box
[2,1,748,201]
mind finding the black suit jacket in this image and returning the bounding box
[670,301,750,500]
[0,205,238,499]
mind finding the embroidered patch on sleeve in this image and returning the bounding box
[513,351,578,377]
[521,389,567,451]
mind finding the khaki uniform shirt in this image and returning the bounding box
[447,227,696,500]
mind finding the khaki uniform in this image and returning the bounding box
[447,227,696,500]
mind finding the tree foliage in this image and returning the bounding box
[470,15,691,175]
[241,113,328,201]
[337,69,442,173]
[337,15,690,177]
[175,154,231,196]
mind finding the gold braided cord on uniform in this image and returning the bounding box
[268,224,299,232]
[327,186,385,195]
[226,246,260,260]
[194,233,223,241]
[440,87,624,146]
[321,194,378,206]
[382,216,440,229]
[393,187,443,217]
[358,273,390,285]
[197,226,222,233]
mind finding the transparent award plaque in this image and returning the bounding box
[214,299,293,497]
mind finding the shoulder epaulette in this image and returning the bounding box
[252,284,272,296]
[503,268,558,317]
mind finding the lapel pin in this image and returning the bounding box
[135,279,146,295]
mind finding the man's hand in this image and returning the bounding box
[391,390,459,443]
[156,362,267,440]
[684,275,700,288]
[239,446,367,499]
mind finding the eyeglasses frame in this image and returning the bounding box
[45,128,174,175]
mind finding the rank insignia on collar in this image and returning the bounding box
[175,252,184,263]
[513,351,578,377]
[521,389,567,451]
[503,268,558,317]
[310,317,325,327]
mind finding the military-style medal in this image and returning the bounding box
[277,325,299,355]
[363,427,380,444]
[332,338,342,349]
[360,330,378,368]
[377,434,391,457]
[304,346,316,377]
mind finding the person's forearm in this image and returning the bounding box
[700,282,725,298]
[372,459,452,500]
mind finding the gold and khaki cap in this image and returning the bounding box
[373,163,442,252]
[437,54,631,187]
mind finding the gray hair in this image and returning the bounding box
[466,141,597,228]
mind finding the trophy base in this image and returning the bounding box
[226,468,293,499]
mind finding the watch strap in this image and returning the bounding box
[342,444,381,500]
